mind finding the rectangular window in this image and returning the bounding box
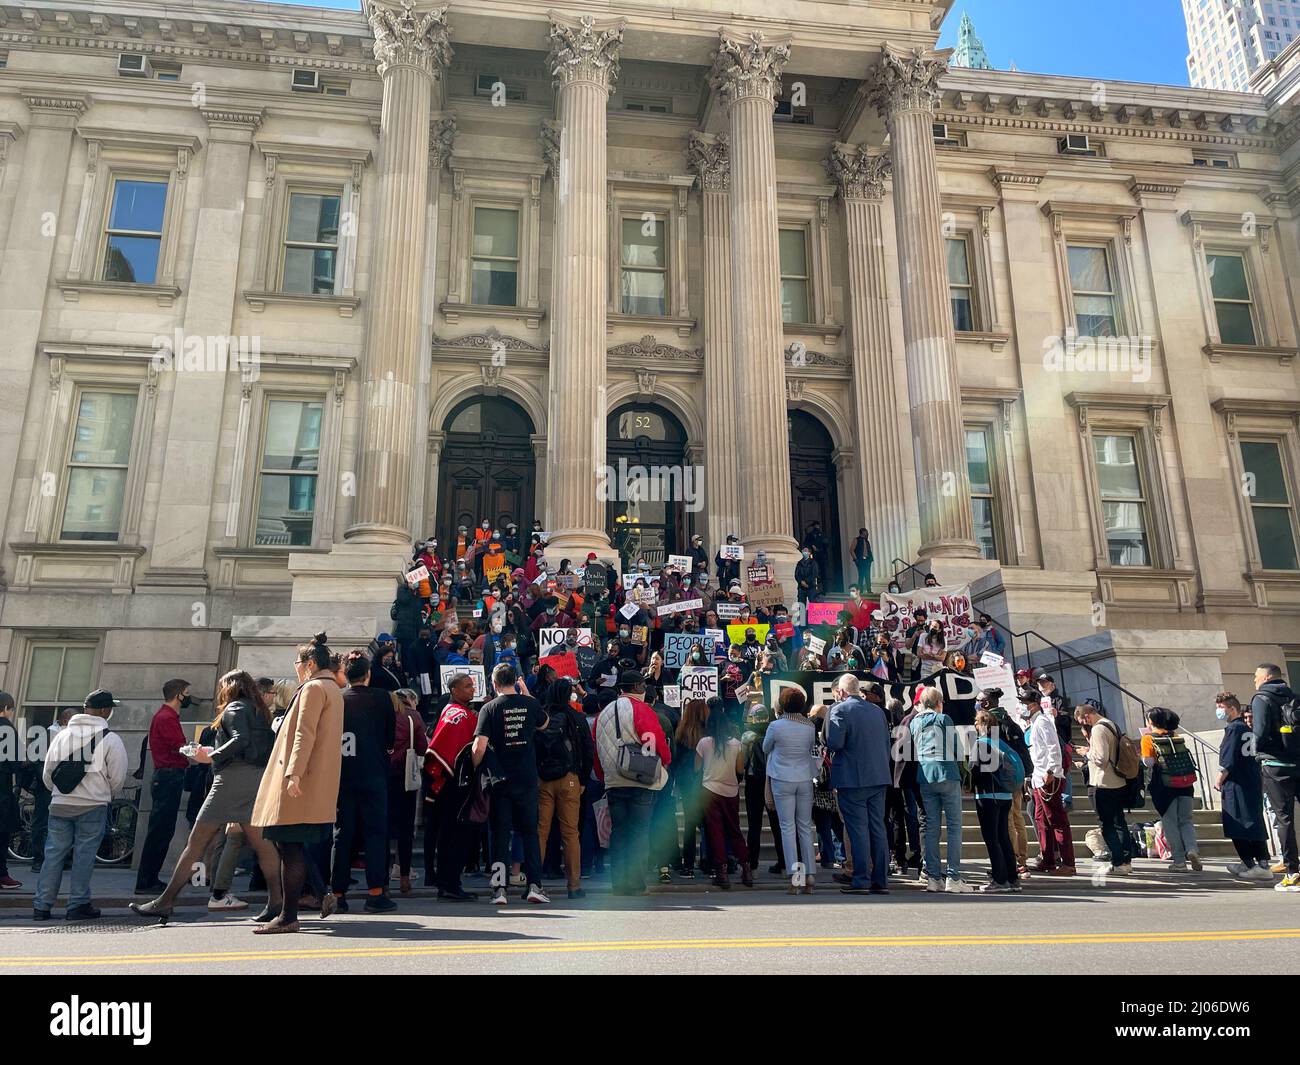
[1068,245,1119,338]
[1207,252,1258,345]
[470,206,520,307]
[947,237,976,332]
[20,643,97,729]
[1092,432,1151,566]
[254,399,323,547]
[60,390,138,542]
[779,227,810,324]
[620,215,667,315]
[281,191,341,295]
[1240,439,1299,570]
[965,426,998,560]
[102,178,167,284]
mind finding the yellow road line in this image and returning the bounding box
[2,928,1298,967]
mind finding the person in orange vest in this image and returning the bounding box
[455,526,469,562]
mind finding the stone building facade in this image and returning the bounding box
[0,0,1298,738]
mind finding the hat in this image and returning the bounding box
[377,632,395,644]
[729,579,741,591]
[1014,667,1032,679]
[84,689,119,710]
[726,534,738,544]
[507,522,517,530]
[617,670,645,691]
[587,552,598,562]
[1036,672,1053,683]
[1018,686,1042,705]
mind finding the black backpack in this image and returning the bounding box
[50,729,102,795]
[535,709,577,782]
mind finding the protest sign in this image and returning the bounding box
[746,563,773,585]
[556,572,578,590]
[657,597,704,617]
[679,666,719,701]
[704,628,726,661]
[404,564,429,589]
[575,645,599,678]
[804,634,826,656]
[663,685,681,708]
[539,652,580,679]
[618,601,640,620]
[630,625,648,646]
[715,601,747,620]
[806,601,846,627]
[583,562,606,597]
[972,662,1017,700]
[483,550,507,582]
[664,632,719,669]
[439,664,486,702]
[979,650,1005,667]
[745,581,786,609]
[538,627,594,658]
[667,554,693,572]
[762,668,978,727]
[775,621,795,640]
[872,584,974,652]
[720,544,744,561]
[725,623,769,646]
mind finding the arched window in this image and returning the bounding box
[437,395,536,547]
[789,410,842,592]
[606,403,689,571]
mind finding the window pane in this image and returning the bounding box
[282,247,337,294]
[471,259,518,306]
[965,429,992,495]
[286,193,340,244]
[71,392,137,465]
[1102,501,1150,566]
[1241,441,1290,504]
[1215,301,1257,346]
[472,207,519,259]
[781,278,809,323]
[1252,507,1299,570]
[779,229,807,276]
[946,239,971,284]
[25,648,64,703]
[1068,246,1112,293]
[61,467,128,540]
[103,235,161,284]
[256,474,317,546]
[1207,253,1250,301]
[971,497,997,560]
[59,647,96,703]
[1075,295,1117,338]
[262,400,322,472]
[621,269,666,315]
[951,292,974,332]
[108,179,167,233]
[621,217,664,268]
[1093,434,1143,499]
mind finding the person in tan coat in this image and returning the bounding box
[251,633,343,935]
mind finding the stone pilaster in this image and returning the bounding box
[867,45,980,559]
[687,131,742,550]
[543,13,624,557]
[708,30,800,568]
[345,0,452,545]
[825,142,915,578]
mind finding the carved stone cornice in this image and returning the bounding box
[607,334,703,362]
[824,142,891,202]
[22,91,88,118]
[429,114,456,169]
[785,344,849,369]
[708,29,791,108]
[539,119,561,180]
[200,109,264,135]
[432,331,548,354]
[365,0,452,79]
[547,13,624,91]
[686,131,729,192]
[989,168,1045,192]
[866,44,952,120]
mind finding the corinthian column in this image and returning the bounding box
[825,143,915,577]
[867,45,979,558]
[708,30,799,568]
[686,131,742,549]
[544,13,624,557]
[346,0,452,544]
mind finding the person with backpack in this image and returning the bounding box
[1214,692,1273,882]
[34,689,129,921]
[971,707,1023,892]
[130,670,283,923]
[1250,663,1300,891]
[979,688,1032,878]
[536,678,595,899]
[1023,687,1076,877]
[910,685,970,893]
[1140,707,1201,873]
[1075,701,1135,875]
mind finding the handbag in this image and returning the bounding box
[613,697,661,785]
[402,712,421,792]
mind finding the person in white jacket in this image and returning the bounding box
[33,689,128,921]
[1022,687,1075,876]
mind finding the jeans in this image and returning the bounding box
[854,560,871,592]
[135,766,186,889]
[606,786,655,893]
[537,774,582,890]
[1261,764,1298,874]
[1160,794,1199,864]
[332,779,389,893]
[770,778,816,882]
[919,777,963,881]
[489,785,542,889]
[812,807,844,867]
[835,785,889,889]
[1094,785,1133,866]
[975,797,1016,885]
[35,805,107,911]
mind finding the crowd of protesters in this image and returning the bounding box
[5,524,1299,925]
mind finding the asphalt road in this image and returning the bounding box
[2,862,1297,975]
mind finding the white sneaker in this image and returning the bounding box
[945,877,974,894]
[1111,863,1132,875]
[525,884,550,904]
[510,871,526,888]
[1275,873,1300,892]
[925,877,943,893]
[390,863,401,882]
[1244,865,1275,882]
[491,888,508,905]
[207,894,249,911]
[1167,862,1188,873]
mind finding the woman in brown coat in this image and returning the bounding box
[251,633,344,935]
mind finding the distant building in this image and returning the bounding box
[1183,0,1300,91]
[952,11,994,70]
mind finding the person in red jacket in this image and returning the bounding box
[134,678,192,893]
[423,673,479,900]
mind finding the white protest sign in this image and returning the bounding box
[439,664,487,701]
[679,666,719,701]
[805,634,827,656]
[716,601,747,620]
[972,662,1018,700]
[538,627,595,657]
[404,564,429,588]
[667,554,693,572]
[720,544,744,561]
[618,601,640,620]
[656,597,704,617]
[873,584,974,652]
[979,650,1005,667]
[663,685,681,708]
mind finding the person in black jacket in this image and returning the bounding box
[0,693,20,888]
[536,679,595,898]
[130,671,282,922]
[687,533,709,581]
[794,548,820,604]
[715,535,741,587]
[979,687,1033,877]
[1251,663,1299,886]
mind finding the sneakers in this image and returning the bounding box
[526,884,550,904]
[659,867,672,884]
[1188,853,1203,872]
[978,882,1014,894]
[208,894,249,911]
[66,904,101,921]
[945,877,974,894]
[1272,861,1287,875]
[491,887,508,905]
[32,907,51,922]
[1110,864,1131,875]
[1244,865,1275,882]
[1275,872,1300,892]
[925,877,943,893]
[510,871,526,888]
[0,876,21,890]
[1167,862,1188,873]
[363,894,397,914]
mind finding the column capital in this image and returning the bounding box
[365,0,453,79]
[865,43,952,120]
[686,130,730,192]
[547,12,625,91]
[708,29,791,108]
[429,113,457,169]
[825,142,890,202]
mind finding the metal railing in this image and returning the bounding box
[888,558,932,593]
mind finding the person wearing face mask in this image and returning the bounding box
[1214,692,1273,881]
[715,535,741,587]
[794,547,820,604]
[134,678,194,895]
[917,621,947,679]
[688,533,709,580]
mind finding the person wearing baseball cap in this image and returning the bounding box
[1022,687,1075,876]
[715,536,741,588]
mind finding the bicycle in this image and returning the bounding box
[5,784,139,866]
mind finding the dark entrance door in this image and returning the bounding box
[606,403,688,572]
[437,396,535,548]
[789,410,842,592]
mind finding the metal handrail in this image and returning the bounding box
[889,558,932,592]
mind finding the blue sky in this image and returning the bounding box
[251,0,1193,88]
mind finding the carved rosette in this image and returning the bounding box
[866,44,951,120]
[539,119,562,180]
[429,114,457,169]
[708,30,791,108]
[824,142,891,201]
[547,14,624,91]
[366,0,453,79]
[686,131,730,192]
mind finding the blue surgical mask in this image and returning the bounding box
[1215,707,1228,721]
